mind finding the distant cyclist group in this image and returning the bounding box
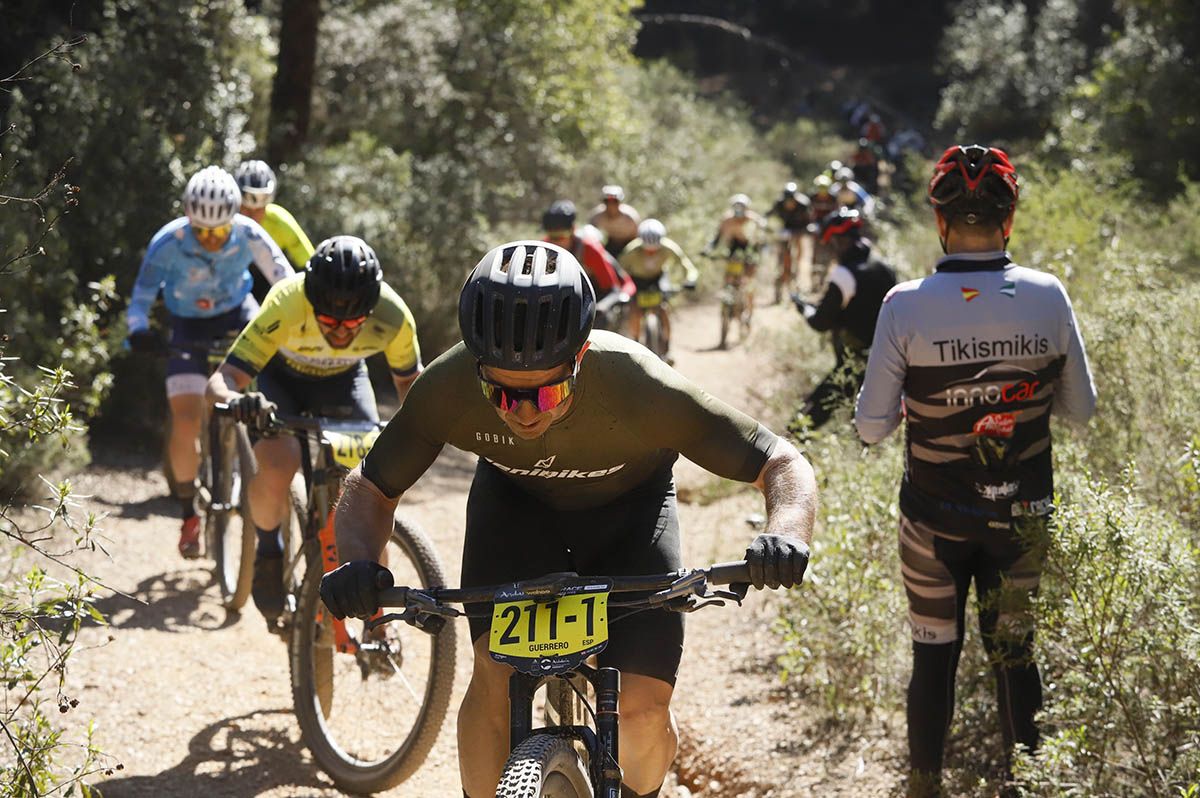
[125,139,1095,798]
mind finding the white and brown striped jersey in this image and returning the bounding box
[854,251,1096,535]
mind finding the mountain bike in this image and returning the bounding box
[370,560,764,798]
[634,283,678,361]
[225,407,456,793]
[149,337,254,608]
[715,254,755,350]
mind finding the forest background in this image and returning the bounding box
[1,0,1198,795]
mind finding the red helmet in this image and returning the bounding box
[818,208,864,244]
[928,145,1019,227]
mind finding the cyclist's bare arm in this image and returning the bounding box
[334,466,401,562]
[752,437,817,544]
[206,361,254,404]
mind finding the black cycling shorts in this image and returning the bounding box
[462,459,685,686]
[255,357,379,423]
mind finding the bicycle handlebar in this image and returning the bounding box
[376,560,753,616]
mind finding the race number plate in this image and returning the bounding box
[325,428,381,469]
[489,578,611,676]
[636,290,663,309]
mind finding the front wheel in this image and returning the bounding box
[208,419,255,610]
[289,517,457,794]
[497,733,593,798]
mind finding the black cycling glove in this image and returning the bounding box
[228,392,277,428]
[127,329,165,355]
[745,534,810,590]
[320,561,393,620]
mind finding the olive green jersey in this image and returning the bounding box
[362,331,778,510]
[618,237,699,284]
[226,273,421,378]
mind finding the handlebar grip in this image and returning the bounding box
[213,402,232,415]
[375,568,395,590]
[376,586,410,607]
[708,560,751,585]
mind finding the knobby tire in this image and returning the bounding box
[497,733,592,798]
[288,516,456,794]
[210,420,255,610]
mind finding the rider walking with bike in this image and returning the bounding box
[790,208,895,431]
[126,165,291,558]
[320,240,817,798]
[206,236,423,623]
[618,218,699,364]
[854,146,1096,797]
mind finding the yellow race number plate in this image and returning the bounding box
[325,428,381,469]
[489,580,610,675]
[636,290,663,309]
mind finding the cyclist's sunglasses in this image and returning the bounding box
[192,223,232,242]
[477,352,585,413]
[315,313,369,330]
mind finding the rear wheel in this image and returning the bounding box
[208,419,254,610]
[289,517,456,794]
[719,294,733,349]
[497,733,592,798]
[642,311,663,358]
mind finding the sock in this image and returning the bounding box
[255,525,283,557]
[176,482,197,520]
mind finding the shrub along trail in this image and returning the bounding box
[74,272,901,797]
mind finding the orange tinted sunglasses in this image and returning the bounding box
[316,313,369,329]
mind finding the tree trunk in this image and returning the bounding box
[267,0,321,165]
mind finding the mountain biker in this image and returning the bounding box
[789,208,895,430]
[833,166,876,218]
[588,184,642,259]
[542,199,635,332]
[618,218,700,364]
[234,159,315,301]
[768,182,812,302]
[125,165,291,558]
[205,235,422,623]
[854,145,1096,798]
[704,193,767,322]
[850,138,882,194]
[319,240,817,798]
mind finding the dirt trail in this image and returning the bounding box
[73,267,901,797]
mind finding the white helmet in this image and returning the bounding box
[578,224,607,245]
[638,218,666,247]
[183,166,241,227]
[730,193,751,216]
[234,160,276,209]
[601,184,625,202]
[835,166,856,184]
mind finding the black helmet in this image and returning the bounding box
[818,207,864,244]
[459,241,596,371]
[541,199,577,231]
[304,236,383,319]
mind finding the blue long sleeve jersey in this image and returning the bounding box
[126,215,292,332]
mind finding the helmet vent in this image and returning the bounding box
[544,249,558,274]
[491,296,504,350]
[512,300,527,353]
[555,297,572,345]
[535,298,551,351]
[499,246,517,273]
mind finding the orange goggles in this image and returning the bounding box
[315,313,369,330]
[192,223,232,242]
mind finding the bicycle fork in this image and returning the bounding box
[508,667,624,796]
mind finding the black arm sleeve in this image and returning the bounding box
[805,285,844,333]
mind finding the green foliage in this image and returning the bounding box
[935,0,1086,143]
[1014,462,1200,796]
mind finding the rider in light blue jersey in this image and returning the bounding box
[126,165,291,558]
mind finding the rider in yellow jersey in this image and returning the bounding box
[704,193,767,315]
[235,160,316,299]
[206,236,422,623]
[619,219,699,363]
